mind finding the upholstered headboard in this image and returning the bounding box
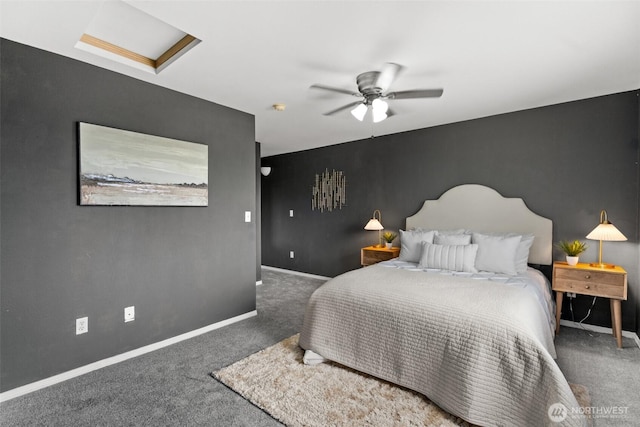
[406,184,553,265]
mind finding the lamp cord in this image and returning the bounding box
[569,296,598,337]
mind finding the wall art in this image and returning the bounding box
[79,122,208,206]
[311,169,346,212]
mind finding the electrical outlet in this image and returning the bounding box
[289,209,294,217]
[124,306,135,322]
[567,292,577,298]
[290,251,295,259]
[76,317,88,335]
[244,211,251,222]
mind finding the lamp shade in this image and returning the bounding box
[585,210,627,268]
[371,99,388,123]
[364,209,384,247]
[371,98,388,113]
[351,103,368,121]
[586,223,627,241]
[586,211,627,241]
[364,218,384,230]
[372,109,387,123]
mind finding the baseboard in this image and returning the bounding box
[0,310,257,403]
[261,265,331,281]
[559,319,640,349]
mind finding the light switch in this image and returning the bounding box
[289,210,294,217]
[245,211,251,222]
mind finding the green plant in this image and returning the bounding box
[382,231,397,243]
[556,240,588,256]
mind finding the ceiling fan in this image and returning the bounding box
[310,63,443,123]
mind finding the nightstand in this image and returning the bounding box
[360,245,400,266]
[552,261,627,348]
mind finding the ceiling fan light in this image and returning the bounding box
[372,109,387,123]
[351,103,368,121]
[371,98,388,113]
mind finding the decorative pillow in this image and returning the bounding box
[418,242,478,272]
[398,229,435,262]
[434,231,472,245]
[471,232,522,275]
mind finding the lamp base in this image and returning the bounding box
[589,262,616,269]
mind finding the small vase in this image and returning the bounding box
[566,256,579,266]
[385,242,393,249]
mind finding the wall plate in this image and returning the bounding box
[76,317,88,335]
[124,306,135,322]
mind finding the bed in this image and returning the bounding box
[299,184,585,427]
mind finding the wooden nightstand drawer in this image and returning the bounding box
[554,268,625,287]
[361,246,400,266]
[553,263,627,300]
[553,278,625,299]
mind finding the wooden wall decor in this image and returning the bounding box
[311,169,346,212]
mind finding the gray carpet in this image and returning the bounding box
[1,268,638,426]
[554,325,640,426]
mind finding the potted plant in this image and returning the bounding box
[556,240,587,266]
[382,231,398,249]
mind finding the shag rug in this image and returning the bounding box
[212,334,590,427]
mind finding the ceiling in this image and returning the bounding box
[2,1,639,157]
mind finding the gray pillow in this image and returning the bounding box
[398,229,435,262]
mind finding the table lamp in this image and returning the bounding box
[364,209,384,247]
[585,210,627,268]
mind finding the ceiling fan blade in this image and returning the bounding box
[324,101,363,116]
[375,63,403,92]
[387,89,444,99]
[310,84,360,97]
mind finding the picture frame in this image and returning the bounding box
[79,122,208,206]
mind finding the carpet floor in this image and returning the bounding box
[1,267,638,426]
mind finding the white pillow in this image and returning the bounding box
[434,232,472,245]
[399,229,435,262]
[514,234,534,273]
[418,242,478,273]
[471,232,522,275]
[470,232,534,273]
[434,228,468,235]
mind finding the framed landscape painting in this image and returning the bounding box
[79,122,208,206]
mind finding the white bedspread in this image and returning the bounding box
[299,263,585,427]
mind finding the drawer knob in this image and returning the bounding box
[585,274,591,279]
[585,285,590,289]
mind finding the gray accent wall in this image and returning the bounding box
[1,39,257,392]
[261,90,640,335]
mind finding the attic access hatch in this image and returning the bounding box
[75,0,200,74]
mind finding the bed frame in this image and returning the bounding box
[406,184,552,265]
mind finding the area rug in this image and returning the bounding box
[212,334,590,427]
